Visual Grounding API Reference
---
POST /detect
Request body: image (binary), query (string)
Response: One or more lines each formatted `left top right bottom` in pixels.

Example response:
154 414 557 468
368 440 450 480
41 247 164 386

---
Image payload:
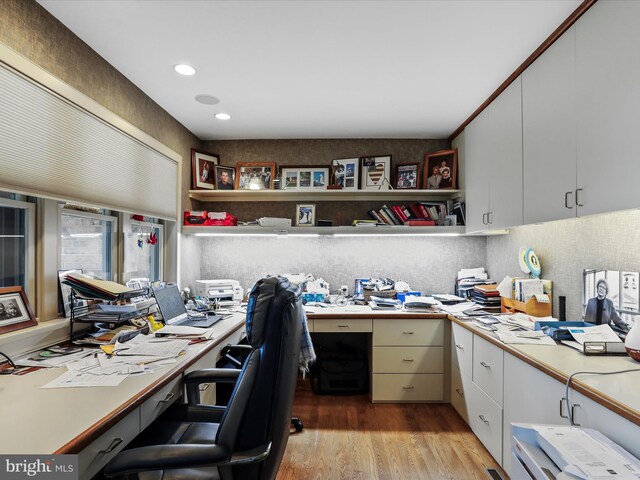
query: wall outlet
340 285 348 295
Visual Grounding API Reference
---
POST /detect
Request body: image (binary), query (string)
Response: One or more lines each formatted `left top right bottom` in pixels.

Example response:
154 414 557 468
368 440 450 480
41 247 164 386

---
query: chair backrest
216 275 303 480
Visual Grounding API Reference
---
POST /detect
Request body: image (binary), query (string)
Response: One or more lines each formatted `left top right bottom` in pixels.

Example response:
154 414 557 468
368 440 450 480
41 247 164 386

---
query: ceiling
38 0 581 141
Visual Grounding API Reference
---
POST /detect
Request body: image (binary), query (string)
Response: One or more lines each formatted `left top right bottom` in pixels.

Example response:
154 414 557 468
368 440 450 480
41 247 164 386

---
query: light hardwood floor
277 381 506 480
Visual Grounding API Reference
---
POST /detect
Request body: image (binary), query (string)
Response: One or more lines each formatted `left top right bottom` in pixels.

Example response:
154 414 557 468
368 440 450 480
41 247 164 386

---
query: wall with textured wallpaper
188 235 487 297
486 209 640 320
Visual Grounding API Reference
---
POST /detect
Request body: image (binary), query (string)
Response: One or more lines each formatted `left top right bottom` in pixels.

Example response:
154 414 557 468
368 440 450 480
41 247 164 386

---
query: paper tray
534 321 591 340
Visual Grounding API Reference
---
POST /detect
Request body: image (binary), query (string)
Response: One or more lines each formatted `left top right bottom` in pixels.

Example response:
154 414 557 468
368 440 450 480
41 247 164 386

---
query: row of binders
363 200 465 226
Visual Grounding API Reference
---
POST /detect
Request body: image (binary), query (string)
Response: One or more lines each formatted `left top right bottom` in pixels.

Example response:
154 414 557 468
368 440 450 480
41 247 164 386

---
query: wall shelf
182 225 468 236
189 189 462 202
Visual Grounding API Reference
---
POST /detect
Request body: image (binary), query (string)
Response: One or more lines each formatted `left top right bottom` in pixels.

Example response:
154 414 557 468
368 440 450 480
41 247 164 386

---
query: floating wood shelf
189 189 463 202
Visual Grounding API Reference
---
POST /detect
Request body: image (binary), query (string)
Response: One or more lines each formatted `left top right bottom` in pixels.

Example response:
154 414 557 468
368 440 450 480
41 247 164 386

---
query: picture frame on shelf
424 149 458 190
236 162 276 190
280 166 329 190
360 155 392 190
331 158 359 190
0 286 37 335
394 163 420 189
215 165 236 190
191 148 219 190
295 204 316 226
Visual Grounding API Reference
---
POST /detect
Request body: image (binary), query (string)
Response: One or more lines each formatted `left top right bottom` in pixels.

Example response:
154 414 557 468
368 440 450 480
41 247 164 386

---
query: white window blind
0 63 178 220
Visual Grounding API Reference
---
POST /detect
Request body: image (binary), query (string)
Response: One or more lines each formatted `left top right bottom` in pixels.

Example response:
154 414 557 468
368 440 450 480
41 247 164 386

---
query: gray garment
585 297 628 331
427 174 441 189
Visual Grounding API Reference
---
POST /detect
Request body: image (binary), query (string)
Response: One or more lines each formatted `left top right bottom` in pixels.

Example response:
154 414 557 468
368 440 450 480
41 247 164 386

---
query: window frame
127 218 165 283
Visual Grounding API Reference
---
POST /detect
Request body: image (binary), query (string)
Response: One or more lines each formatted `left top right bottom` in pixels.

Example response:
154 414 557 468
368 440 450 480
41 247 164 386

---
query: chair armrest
163 403 227 423
104 442 272 478
183 368 241 404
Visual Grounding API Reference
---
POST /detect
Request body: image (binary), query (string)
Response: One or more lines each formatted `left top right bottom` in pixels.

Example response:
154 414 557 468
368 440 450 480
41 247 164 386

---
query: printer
194 279 243 307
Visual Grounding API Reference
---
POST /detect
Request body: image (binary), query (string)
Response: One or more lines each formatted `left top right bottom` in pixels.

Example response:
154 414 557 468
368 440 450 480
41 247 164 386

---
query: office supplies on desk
153 285 222 328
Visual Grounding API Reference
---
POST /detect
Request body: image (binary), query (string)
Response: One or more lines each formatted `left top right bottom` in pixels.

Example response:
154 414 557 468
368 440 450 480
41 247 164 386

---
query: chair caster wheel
291 418 304 432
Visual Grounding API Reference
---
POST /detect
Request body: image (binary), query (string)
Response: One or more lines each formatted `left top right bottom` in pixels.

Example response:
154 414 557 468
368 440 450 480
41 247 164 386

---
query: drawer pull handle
480 361 490 368
402 331 415 335
479 415 489 424
402 358 415 362
455 344 464 350
455 388 464 397
337 324 349 328
402 386 415 390
159 392 175 403
99 438 123 454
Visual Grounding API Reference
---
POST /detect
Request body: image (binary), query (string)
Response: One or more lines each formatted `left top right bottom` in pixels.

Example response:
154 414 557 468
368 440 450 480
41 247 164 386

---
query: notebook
152 285 221 328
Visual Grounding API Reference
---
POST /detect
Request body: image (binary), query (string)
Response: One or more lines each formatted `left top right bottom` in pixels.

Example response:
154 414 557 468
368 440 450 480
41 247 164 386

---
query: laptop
152 285 222 328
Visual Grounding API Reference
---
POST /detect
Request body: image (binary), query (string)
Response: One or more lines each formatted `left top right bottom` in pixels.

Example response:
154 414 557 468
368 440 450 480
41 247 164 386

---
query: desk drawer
451 367 468 423
451 322 473 378
467 379 503 464
140 376 182 430
373 319 443 346
78 408 140 480
372 346 443 374
473 335 504 406
372 373 443 402
314 318 372 333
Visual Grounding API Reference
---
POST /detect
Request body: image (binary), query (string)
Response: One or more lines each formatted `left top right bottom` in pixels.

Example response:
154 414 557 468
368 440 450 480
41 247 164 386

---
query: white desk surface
305 304 444 318
450 316 640 427
0 313 245 455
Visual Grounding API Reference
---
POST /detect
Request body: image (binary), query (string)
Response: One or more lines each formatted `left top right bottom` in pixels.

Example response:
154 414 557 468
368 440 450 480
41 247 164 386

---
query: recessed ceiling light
195 94 220 105
214 113 231 120
173 64 196 76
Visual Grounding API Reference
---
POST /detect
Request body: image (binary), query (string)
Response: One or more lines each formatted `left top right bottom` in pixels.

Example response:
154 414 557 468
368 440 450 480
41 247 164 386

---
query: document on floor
41 370 127 388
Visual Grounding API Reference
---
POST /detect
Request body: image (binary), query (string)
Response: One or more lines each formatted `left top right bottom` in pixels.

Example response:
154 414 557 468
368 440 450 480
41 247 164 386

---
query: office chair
104 275 303 480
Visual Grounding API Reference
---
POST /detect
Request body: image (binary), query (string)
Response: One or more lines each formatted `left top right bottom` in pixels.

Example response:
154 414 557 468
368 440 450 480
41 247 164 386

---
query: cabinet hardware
159 392 175 403
571 404 581 426
402 331 414 335
479 415 489 423
559 398 568 419
455 388 464 397
575 188 584 207
455 344 464 350
564 191 574 209
480 361 490 368
99 438 123 454
487 211 493 224
337 324 349 328
482 213 488 225
402 358 414 362
402 386 415 390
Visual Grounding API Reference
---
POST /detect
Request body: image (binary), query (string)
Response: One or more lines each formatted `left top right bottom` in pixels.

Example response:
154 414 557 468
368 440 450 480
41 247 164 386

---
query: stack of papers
368 296 401 310
561 324 622 351
403 296 440 310
154 325 215 340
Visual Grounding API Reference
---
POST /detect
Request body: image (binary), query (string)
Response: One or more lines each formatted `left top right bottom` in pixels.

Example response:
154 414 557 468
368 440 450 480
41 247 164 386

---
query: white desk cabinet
472 335 504 406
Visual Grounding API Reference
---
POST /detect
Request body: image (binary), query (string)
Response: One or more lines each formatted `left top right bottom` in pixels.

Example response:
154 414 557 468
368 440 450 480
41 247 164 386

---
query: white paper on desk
438 301 478 314
114 338 190 357
568 324 622 345
155 325 215 339
495 330 556 345
496 276 513 299
15 349 94 368
505 312 538 330
404 296 440 306
458 268 486 279
41 370 127 388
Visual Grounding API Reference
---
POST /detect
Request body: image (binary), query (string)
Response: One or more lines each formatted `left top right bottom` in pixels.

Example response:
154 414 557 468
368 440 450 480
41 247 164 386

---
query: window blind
0 63 178 220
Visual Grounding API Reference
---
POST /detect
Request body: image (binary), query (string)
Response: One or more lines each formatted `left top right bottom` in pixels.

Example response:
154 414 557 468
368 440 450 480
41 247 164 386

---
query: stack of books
470 284 502 314
365 201 466 227
455 267 494 299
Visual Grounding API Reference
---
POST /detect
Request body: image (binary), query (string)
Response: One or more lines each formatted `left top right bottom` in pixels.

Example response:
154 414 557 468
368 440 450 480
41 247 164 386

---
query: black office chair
104 275 304 480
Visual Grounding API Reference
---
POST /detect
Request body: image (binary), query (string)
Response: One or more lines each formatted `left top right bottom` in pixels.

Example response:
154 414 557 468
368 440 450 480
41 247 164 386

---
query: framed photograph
394 163 420 189
331 158 360 190
360 155 392 190
215 165 236 190
280 166 329 190
295 204 316 226
424 149 458 190
191 148 219 190
236 162 276 190
0 287 37 335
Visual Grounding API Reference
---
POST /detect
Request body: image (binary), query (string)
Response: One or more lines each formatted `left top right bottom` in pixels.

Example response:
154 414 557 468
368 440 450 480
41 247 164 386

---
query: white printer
194 279 243 307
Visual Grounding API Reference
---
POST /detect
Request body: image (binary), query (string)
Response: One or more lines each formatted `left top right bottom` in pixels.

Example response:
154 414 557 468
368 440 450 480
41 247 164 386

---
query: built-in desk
306 306 449 403
0 313 246 479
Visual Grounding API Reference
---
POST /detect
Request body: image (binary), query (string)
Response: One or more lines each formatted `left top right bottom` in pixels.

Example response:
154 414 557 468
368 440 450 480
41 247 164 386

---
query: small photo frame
394 163 420 189
215 165 236 190
295 204 316 226
191 148 219 190
360 155 392 190
331 158 360 190
280 166 329 190
0 287 37 335
236 162 276 190
424 149 458 190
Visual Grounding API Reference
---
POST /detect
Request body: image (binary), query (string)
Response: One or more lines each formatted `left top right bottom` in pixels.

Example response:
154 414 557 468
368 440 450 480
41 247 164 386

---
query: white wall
486 209 640 320
184 235 487 297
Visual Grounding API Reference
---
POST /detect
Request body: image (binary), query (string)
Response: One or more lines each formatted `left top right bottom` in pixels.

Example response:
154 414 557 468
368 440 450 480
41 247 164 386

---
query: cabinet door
464 109 491 233
489 77 523 230
502 353 570 477
522 27 577 224
576 0 640 216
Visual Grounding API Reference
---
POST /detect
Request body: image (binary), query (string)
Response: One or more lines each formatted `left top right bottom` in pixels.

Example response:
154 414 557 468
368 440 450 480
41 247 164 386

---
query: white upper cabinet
464 77 523 233
522 27 577 223
575 0 640 216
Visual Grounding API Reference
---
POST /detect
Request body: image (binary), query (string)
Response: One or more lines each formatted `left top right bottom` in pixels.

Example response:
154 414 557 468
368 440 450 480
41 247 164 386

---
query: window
124 219 164 284
59 207 117 281
0 197 35 295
